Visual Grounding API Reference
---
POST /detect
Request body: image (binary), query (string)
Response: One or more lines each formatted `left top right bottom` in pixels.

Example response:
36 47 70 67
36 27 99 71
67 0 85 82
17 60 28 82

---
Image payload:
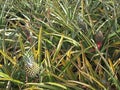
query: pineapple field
0 0 120 90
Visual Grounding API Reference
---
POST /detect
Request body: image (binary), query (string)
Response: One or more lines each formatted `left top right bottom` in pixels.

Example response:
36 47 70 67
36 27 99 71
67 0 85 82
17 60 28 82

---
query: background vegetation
0 0 120 90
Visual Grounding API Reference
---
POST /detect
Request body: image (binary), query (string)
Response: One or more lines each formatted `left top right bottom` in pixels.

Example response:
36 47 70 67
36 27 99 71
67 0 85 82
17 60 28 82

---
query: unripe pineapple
94 31 103 43
94 31 103 50
23 53 40 78
90 31 104 52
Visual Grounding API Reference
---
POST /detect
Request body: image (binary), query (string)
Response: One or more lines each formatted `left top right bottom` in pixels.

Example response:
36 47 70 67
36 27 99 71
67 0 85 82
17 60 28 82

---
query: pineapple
23 52 40 78
94 31 104 50
90 31 104 52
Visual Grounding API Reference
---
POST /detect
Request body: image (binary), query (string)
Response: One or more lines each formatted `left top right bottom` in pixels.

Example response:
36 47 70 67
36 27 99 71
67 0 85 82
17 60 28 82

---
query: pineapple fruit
23 53 40 78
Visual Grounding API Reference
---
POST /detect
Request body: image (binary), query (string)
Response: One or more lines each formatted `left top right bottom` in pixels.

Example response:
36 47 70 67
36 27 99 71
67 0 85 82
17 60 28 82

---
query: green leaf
0 50 16 65
0 72 24 84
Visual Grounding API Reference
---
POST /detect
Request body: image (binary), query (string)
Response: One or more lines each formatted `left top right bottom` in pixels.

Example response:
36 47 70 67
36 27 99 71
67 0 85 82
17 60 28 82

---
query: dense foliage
0 0 120 89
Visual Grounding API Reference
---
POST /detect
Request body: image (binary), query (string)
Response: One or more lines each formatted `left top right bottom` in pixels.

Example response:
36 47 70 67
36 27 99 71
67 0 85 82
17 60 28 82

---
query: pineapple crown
94 31 103 43
22 41 38 64
23 52 34 66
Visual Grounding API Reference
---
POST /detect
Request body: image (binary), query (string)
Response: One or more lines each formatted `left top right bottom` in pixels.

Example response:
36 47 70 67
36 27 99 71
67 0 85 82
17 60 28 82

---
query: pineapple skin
24 61 40 78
